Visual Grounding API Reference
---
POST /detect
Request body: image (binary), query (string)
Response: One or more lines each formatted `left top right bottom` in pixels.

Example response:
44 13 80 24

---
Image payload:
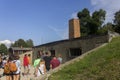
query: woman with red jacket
23 54 29 75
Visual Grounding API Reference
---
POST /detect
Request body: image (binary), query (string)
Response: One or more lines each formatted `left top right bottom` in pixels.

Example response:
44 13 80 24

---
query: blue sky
0 0 120 47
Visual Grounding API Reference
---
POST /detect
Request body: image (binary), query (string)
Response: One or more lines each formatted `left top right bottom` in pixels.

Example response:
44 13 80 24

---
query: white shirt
58 57 62 64
14 60 21 74
37 64 45 77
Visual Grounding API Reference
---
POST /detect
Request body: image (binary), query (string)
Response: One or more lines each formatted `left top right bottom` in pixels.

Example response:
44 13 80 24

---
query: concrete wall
33 34 109 63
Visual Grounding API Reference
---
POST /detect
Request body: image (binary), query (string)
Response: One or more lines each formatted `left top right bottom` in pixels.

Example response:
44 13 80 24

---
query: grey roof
33 34 108 48
10 47 32 51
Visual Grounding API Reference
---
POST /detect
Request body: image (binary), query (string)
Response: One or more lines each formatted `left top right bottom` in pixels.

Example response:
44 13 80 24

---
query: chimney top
69 19 81 39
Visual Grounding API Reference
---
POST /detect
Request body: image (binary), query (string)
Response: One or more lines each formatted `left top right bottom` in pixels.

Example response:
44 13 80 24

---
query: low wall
108 30 120 42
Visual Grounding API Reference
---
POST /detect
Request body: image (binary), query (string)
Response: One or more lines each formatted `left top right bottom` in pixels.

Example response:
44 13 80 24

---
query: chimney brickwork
69 19 80 39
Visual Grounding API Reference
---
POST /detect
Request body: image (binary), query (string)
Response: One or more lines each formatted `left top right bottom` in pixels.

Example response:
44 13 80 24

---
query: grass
48 37 120 80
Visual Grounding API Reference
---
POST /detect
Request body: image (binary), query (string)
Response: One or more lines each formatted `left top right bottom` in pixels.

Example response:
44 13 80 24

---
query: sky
0 0 120 48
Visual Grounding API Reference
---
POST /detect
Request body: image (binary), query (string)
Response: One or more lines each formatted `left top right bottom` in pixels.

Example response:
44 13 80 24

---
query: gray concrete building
32 19 109 63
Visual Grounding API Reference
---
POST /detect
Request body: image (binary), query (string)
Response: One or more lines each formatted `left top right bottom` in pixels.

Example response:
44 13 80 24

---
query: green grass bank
48 37 120 80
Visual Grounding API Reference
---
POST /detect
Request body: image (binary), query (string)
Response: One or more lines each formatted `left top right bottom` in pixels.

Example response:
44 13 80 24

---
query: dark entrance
50 50 55 57
69 48 82 57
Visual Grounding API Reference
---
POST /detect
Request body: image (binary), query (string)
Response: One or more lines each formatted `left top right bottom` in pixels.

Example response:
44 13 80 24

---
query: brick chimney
69 19 80 39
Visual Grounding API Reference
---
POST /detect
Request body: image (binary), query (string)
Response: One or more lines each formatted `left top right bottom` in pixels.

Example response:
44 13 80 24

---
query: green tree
0 44 8 55
77 8 91 36
97 22 114 34
104 23 114 31
77 8 106 35
114 10 120 33
11 39 34 48
26 39 34 47
91 9 106 34
11 39 27 47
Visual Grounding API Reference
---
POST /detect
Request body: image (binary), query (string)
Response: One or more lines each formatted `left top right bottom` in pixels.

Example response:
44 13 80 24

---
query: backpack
4 63 11 74
9 61 17 72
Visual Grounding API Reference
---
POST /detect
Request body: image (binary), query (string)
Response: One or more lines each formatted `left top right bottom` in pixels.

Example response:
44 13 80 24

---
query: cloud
91 0 120 23
0 40 14 48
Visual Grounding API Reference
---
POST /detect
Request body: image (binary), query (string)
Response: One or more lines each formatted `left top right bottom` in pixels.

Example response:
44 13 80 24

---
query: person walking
33 55 41 68
23 54 29 75
2 57 7 68
27 54 31 74
13 55 21 80
3 56 14 80
50 56 60 69
43 52 51 71
57 54 63 64
33 55 41 77
36 59 46 77
0 57 7 80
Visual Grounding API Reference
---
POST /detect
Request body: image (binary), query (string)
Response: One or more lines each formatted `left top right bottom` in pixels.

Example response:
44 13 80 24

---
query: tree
114 10 120 33
77 8 106 36
11 39 27 47
97 22 114 34
92 9 106 27
0 44 8 55
10 39 34 48
26 39 34 47
77 8 91 36
104 23 114 31
91 9 106 34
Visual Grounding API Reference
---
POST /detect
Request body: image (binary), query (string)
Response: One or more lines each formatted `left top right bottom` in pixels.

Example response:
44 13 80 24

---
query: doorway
69 48 82 57
50 50 55 57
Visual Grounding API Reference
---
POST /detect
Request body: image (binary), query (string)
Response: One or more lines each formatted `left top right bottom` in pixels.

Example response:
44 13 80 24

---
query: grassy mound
48 37 120 80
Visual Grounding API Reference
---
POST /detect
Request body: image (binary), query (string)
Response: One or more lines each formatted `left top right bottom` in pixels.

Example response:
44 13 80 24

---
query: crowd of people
33 51 62 77
0 51 63 80
0 54 21 80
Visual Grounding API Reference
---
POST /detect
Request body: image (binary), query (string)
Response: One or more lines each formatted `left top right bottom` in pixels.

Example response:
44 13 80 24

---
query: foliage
92 9 106 34
0 44 8 55
11 39 27 47
77 8 120 35
114 10 120 33
97 22 114 34
11 39 34 48
26 39 34 47
48 37 120 80
92 9 106 27
77 8 106 36
103 23 114 31
77 8 91 36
